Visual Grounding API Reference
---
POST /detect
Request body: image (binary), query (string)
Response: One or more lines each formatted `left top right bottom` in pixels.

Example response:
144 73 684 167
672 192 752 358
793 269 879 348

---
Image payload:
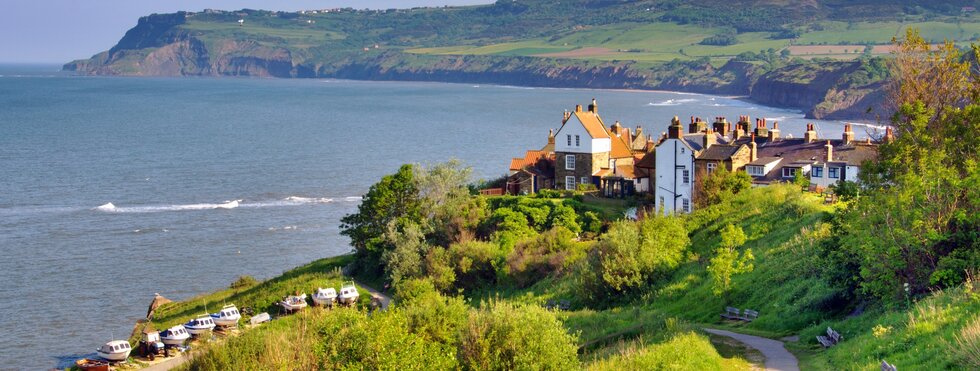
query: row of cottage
507 99 887 214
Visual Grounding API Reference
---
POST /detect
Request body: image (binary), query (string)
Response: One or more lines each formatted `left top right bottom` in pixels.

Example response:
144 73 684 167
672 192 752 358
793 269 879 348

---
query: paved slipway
704 328 800 371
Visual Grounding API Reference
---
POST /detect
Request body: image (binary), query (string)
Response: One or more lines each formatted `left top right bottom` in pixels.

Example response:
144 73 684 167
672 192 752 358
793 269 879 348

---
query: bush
458 301 579 370
506 227 587 287
590 215 689 293
230 275 258 289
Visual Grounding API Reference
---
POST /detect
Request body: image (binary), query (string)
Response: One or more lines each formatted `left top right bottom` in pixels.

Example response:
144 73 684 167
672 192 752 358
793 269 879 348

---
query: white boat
312 287 337 306
160 325 190 346
96 340 131 362
210 304 241 327
280 294 308 312
249 312 271 326
338 281 359 306
184 314 216 335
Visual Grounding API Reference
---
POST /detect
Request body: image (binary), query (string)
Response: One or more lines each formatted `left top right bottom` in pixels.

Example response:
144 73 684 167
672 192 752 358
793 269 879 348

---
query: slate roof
732 137 879 183
698 144 744 161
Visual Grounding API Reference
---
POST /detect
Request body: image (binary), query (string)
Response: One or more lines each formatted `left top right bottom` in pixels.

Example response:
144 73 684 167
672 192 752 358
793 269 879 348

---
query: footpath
703 328 800 371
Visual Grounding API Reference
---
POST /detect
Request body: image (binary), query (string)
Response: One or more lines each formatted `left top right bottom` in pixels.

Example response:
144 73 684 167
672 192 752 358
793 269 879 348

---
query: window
681 147 685 154
682 198 691 212
682 169 690 185
782 167 797 178
829 167 840 179
566 135 572 146
580 177 589 186
565 155 576 170
812 167 823 178
746 166 764 176
706 163 717 174
575 135 580 146
565 176 575 190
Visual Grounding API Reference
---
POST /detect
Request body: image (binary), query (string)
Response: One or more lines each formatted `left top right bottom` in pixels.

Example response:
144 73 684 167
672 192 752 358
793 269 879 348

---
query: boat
184 314 216 335
338 281 359 306
210 304 241 327
96 340 132 362
76 358 109 370
160 325 191 346
249 312 271 326
280 294 308 312
312 287 337 307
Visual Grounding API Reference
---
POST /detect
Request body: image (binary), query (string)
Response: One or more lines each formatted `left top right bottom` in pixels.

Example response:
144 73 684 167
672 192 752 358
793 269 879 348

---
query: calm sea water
0 64 863 369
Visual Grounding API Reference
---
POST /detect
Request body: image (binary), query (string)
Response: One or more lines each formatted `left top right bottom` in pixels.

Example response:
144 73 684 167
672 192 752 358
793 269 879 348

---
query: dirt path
703 329 799 371
354 280 392 310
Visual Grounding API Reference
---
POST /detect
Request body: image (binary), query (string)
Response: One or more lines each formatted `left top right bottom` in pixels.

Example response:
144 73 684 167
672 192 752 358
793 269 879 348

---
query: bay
0 64 861 369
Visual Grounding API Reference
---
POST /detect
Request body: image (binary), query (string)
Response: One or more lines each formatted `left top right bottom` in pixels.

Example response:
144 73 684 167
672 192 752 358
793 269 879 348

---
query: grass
142 255 367 339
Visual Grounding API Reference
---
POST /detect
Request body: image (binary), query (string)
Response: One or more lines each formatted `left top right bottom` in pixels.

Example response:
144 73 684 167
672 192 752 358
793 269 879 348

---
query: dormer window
747 166 764 176
782 167 798 178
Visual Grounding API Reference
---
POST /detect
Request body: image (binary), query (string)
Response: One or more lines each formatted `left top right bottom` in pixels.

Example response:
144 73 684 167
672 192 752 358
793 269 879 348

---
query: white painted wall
654 138 695 214
555 115 609 154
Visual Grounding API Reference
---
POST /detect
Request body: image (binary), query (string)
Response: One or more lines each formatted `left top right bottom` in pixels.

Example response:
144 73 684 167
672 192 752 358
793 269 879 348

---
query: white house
655 117 697 214
553 100 612 190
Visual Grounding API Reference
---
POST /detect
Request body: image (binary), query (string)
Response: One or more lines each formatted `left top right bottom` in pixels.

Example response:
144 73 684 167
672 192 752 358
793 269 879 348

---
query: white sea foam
647 98 698 106
94 196 358 214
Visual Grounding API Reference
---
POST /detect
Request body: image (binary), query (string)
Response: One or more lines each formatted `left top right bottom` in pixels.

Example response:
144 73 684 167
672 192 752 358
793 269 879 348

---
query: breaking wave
647 98 698 106
93 196 362 214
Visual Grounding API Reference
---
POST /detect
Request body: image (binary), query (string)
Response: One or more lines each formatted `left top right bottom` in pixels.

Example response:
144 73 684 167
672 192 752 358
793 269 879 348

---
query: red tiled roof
571 111 610 139
509 150 547 171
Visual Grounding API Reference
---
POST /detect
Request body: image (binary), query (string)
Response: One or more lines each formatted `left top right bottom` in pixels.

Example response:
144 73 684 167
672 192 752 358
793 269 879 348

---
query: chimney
804 123 817 143
735 115 750 137
768 121 780 141
548 129 555 145
703 129 716 149
884 127 895 143
713 117 730 136
611 121 622 136
842 123 854 144
825 140 833 162
754 118 769 138
689 117 707 133
634 126 643 141
575 104 583 113
646 138 655 152
668 116 683 139
588 98 597 114
749 133 758 162
563 110 571 122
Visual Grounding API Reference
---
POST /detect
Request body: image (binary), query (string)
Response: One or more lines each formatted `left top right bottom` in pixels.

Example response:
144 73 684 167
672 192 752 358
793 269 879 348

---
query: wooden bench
720 306 741 320
817 326 843 348
880 360 897 371
740 309 759 322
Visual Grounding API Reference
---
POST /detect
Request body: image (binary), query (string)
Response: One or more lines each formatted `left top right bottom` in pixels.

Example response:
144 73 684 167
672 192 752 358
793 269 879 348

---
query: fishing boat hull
184 325 213 335
312 288 337 306
76 358 110 370
96 350 130 362
96 340 131 362
312 295 335 306
211 305 242 327
281 295 308 312
160 325 191 346
338 294 359 305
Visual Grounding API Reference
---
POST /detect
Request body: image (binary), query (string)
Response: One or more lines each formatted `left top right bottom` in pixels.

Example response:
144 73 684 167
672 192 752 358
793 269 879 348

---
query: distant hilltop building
505 100 885 213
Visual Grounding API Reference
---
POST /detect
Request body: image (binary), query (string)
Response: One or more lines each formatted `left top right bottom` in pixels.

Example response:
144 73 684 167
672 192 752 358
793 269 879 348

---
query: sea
0 64 870 369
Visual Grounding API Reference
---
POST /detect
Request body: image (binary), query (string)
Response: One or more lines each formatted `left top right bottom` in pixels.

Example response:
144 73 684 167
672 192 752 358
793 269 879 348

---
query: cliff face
64 14 888 121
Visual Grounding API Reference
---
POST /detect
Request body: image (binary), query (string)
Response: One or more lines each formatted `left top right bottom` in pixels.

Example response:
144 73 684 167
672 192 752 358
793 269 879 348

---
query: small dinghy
96 340 132 362
160 325 191 346
249 312 271 326
312 287 337 307
210 304 241 327
76 358 110 370
184 314 216 335
338 281 360 306
280 294 308 312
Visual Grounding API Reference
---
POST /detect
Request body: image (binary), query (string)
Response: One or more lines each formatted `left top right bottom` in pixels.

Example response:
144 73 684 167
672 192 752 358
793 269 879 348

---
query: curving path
354 280 392 310
704 328 799 371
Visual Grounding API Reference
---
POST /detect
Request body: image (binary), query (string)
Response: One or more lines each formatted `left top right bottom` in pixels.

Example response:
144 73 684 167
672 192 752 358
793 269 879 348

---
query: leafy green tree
696 165 752 208
548 202 582 235
341 164 421 271
708 224 755 295
381 221 429 285
592 215 689 292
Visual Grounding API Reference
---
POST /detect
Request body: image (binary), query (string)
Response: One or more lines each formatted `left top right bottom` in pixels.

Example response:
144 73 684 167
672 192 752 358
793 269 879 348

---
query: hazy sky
0 1 494 63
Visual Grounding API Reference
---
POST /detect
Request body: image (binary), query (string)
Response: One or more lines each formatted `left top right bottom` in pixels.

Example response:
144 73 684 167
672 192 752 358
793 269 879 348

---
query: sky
0 1 494 63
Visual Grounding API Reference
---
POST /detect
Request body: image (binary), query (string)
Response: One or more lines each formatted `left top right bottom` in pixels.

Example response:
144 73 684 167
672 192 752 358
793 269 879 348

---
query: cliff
64 11 891 121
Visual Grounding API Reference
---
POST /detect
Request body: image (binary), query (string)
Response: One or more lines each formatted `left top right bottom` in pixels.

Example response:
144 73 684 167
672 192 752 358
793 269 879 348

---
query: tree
696 165 752 208
380 221 429 284
341 164 421 271
888 27 979 123
708 224 754 295
592 216 689 292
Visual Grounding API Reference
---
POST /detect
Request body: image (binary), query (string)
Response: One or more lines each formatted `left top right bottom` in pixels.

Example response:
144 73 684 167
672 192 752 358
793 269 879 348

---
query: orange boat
75 358 109 371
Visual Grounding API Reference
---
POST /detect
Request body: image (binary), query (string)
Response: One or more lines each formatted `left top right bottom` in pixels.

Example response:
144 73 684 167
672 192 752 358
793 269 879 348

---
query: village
502 99 888 213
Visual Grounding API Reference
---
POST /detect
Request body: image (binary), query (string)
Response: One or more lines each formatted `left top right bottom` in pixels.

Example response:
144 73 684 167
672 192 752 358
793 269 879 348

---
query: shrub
458 301 579 370
448 240 506 292
230 275 258 289
590 215 689 293
505 227 586 287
